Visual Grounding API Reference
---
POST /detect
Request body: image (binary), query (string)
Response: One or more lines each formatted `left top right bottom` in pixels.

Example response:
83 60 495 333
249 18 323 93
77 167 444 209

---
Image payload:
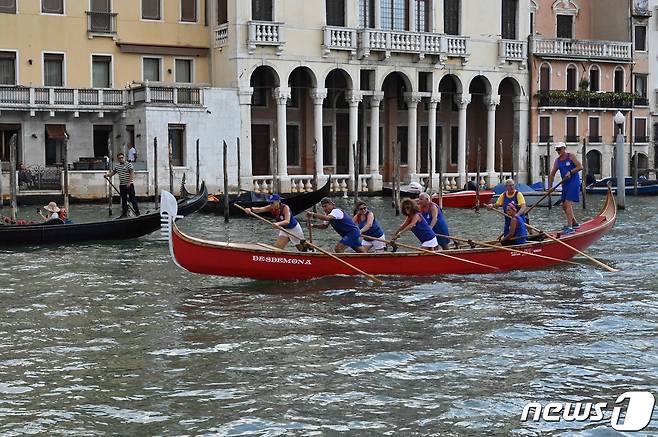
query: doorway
93 125 113 158
251 124 271 175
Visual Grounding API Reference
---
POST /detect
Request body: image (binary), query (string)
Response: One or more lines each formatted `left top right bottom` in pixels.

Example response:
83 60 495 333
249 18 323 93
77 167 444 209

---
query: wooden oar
524 178 565 215
363 236 499 271
488 207 618 272
307 214 314 244
436 233 584 268
104 175 137 216
234 203 384 284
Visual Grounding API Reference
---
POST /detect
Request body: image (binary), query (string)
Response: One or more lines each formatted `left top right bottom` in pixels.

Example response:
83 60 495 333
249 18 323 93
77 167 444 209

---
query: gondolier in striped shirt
106 152 140 218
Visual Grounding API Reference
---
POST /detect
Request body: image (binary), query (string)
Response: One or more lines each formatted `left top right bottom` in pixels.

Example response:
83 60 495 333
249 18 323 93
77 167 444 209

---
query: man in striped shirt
106 152 140 218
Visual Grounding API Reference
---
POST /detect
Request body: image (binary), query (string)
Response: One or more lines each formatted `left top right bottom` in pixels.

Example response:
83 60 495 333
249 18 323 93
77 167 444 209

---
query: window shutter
0 0 16 13
0 52 16 85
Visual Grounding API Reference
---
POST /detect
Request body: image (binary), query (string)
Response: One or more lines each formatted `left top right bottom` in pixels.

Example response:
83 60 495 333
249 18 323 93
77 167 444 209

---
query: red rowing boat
160 189 616 281
433 190 495 208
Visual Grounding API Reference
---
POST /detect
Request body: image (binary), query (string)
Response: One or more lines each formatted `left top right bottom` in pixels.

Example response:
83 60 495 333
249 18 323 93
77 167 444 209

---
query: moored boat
383 185 494 208
159 187 616 281
586 177 658 195
200 178 331 216
492 182 561 208
0 183 207 246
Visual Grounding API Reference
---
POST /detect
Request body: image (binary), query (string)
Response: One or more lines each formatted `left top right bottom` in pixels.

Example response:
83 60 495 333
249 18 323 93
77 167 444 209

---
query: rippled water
1 195 657 435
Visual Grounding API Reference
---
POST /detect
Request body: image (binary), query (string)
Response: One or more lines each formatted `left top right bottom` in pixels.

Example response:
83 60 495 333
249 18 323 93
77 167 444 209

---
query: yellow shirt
495 191 526 207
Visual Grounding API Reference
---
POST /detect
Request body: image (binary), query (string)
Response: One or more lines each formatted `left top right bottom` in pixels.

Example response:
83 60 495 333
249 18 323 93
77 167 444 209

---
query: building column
369 92 384 191
602 145 613 178
457 94 471 187
428 94 440 188
406 93 422 181
486 95 500 187
346 91 362 190
514 95 530 184
274 87 291 191
310 88 328 186
238 87 254 189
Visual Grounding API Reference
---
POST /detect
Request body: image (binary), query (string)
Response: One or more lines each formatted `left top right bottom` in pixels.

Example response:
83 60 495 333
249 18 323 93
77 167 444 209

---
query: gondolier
549 143 583 234
353 201 386 252
308 197 367 253
418 193 450 250
106 152 140 218
245 194 306 251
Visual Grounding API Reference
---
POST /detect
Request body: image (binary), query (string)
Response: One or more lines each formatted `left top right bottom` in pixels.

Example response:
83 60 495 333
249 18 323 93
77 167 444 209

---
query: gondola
159 187 616 281
586 177 658 195
383 186 494 208
0 183 207 246
200 178 332 216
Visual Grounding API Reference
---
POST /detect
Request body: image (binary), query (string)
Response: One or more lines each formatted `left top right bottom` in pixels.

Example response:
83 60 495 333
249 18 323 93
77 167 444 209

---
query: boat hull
0 183 207 246
166 189 616 281
432 190 495 208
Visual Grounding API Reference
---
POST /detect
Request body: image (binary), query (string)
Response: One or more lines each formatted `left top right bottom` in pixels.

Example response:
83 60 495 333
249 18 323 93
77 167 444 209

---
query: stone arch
247 64 281 88
285 66 318 89
539 62 551 91
377 68 414 93
321 67 355 91
467 75 492 97
586 149 602 178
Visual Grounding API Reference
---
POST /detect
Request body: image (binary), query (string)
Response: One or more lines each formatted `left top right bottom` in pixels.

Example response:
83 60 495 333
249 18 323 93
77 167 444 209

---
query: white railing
358 175 371 192
290 175 315 193
214 23 229 48
252 176 274 193
358 29 468 60
248 21 285 55
0 84 203 111
531 37 632 61
323 26 357 57
499 39 527 64
330 174 350 193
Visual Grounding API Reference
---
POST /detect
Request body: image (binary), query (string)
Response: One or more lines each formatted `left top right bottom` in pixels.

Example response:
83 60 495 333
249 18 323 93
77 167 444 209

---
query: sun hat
267 193 281 203
408 181 423 193
554 142 566 150
320 197 334 206
44 202 60 213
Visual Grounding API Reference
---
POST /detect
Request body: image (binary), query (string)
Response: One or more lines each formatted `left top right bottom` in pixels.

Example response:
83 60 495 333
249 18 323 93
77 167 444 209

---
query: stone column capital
238 87 254 105
404 92 423 106
429 94 441 105
370 91 385 105
485 94 501 108
458 94 471 109
310 87 328 103
345 90 362 106
273 87 291 104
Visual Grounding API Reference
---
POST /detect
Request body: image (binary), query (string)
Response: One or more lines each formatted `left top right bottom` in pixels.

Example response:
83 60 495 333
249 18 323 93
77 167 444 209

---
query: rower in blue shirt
392 198 439 250
500 203 528 246
308 197 366 253
246 194 306 251
549 143 583 235
418 192 450 249
353 201 386 252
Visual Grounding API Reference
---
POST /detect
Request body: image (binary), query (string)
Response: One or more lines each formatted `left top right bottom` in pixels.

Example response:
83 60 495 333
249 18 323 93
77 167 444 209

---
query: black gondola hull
0 183 207 246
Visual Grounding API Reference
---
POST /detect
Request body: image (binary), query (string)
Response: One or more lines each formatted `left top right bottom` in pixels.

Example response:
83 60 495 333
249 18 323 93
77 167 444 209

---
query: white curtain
0 56 15 85
143 58 160 82
44 55 63 87
175 59 191 83
92 57 111 88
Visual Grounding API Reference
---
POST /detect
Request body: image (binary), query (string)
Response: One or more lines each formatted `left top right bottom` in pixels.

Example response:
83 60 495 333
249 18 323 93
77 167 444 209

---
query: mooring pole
168 138 174 194
63 133 70 212
498 139 503 184
428 138 434 193
154 137 159 209
475 141 481 212
546 139 552 210
9 133 17 220
236 137 242 193
223 140 230 223
195 138 200 193
438 140 443 209
581 138 587 210
353 142 360 207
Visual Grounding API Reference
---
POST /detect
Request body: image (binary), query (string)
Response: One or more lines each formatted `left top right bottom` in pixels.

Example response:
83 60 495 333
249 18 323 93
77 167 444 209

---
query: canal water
1 194 656 435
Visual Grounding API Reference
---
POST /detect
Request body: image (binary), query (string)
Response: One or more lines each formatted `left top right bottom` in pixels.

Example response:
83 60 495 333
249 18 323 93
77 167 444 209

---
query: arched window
566 65 577 91
586 150 602 177
589 65 600 92
614 67 624 93
539 63 551 91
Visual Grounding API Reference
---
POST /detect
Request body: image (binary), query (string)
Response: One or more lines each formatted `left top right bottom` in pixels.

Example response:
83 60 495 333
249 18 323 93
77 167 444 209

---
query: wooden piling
581 138 587 209
168 137 174 195
353 142 360 207
546 140 552 210
438 140 443 209
9 133 17 220
236 137 242 193
63 133 69 212
223 140 229 223
154 137 159 209
195 138 200 192
498 139 503 184
475 141 481 212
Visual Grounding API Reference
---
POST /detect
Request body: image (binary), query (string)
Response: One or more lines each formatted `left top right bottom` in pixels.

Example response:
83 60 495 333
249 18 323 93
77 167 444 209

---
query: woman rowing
391 198 438 251
353 201 386 252
418 193 450 250
245 194 306 251
500 203 528 246
549 143 583 235
308 197 367 253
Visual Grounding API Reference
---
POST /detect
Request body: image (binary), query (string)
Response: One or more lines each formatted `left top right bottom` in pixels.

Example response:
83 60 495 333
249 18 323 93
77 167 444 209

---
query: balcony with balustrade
247 21 285 55
499 39 527 67
354 28 469 62
531 37 632 62
0 83 204 114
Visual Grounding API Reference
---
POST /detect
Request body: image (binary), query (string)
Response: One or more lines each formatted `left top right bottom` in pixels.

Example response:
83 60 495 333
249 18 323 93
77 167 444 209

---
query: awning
46 125 68 140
